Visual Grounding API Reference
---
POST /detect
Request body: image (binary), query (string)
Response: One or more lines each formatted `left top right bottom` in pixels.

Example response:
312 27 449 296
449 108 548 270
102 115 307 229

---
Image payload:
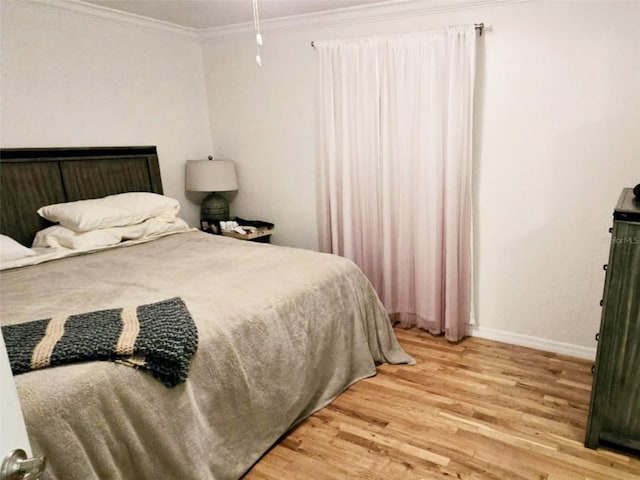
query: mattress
0 231 414 479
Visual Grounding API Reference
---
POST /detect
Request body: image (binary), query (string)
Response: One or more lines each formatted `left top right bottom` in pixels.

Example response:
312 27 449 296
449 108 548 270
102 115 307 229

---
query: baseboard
467 326 596 360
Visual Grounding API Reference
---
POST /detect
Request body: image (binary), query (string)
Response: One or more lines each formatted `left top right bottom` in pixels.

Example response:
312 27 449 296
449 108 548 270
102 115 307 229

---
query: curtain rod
310 23 484 48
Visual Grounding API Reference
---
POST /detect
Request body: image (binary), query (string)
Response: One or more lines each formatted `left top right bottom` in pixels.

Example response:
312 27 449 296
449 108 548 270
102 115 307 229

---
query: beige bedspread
0 231 414 480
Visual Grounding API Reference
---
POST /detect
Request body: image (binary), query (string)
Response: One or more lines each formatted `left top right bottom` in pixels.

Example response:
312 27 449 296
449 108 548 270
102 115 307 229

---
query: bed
0 146 414 479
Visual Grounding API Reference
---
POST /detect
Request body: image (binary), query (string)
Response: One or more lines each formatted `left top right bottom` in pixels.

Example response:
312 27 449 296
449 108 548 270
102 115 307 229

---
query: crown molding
10 0 198 39
11 0 530 42
198 0 529 41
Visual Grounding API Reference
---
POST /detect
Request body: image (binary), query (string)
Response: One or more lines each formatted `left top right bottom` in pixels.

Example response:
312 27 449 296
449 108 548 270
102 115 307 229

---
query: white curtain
316 27 476 342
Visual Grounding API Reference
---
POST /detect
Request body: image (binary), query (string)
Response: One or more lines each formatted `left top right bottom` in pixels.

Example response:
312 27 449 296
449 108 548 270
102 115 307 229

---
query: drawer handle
595 333 600 341
599 299 604 307
603 264 608 271
591 364 595 374
609 227 613 234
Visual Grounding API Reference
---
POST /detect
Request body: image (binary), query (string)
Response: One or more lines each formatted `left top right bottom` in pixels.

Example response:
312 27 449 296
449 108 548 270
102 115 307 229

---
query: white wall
201 0 640 356
0 0 213 227
1 0 637 356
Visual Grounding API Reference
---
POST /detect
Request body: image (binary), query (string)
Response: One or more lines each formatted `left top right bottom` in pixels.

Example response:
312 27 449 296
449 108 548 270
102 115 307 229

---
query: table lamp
185 158 238 224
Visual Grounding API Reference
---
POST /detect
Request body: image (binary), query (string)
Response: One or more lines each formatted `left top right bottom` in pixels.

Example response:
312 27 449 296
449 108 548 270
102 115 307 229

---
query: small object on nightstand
222 227 273 243
219 218 274 243
200 219 220 235
233 217 274 230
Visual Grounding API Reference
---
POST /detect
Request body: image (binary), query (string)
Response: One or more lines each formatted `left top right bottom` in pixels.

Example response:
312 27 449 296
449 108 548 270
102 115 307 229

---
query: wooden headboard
0 146 163 246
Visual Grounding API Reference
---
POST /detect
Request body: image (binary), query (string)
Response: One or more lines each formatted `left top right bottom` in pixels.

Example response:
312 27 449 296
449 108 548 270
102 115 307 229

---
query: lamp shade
185 160 238 192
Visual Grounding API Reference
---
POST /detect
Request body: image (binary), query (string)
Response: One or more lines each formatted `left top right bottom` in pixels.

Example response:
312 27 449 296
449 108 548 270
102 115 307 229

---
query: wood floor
245 327 640 480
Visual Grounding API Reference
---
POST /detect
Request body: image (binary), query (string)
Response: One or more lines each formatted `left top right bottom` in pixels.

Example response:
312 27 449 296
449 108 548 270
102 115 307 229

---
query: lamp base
201 192 229 223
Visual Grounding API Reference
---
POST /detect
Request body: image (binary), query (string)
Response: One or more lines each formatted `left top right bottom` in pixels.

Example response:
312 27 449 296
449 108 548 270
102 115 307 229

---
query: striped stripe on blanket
2 297 198 387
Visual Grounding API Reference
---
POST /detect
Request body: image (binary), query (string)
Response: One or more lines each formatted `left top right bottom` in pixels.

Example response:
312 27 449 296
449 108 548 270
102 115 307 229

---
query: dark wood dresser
585 188 640 453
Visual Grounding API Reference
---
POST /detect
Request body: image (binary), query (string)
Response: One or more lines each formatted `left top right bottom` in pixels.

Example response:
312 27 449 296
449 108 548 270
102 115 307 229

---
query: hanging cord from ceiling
252 0 263 66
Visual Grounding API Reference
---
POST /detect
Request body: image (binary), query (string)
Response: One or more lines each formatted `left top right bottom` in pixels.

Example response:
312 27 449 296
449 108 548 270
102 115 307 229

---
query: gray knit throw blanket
2 297 198 388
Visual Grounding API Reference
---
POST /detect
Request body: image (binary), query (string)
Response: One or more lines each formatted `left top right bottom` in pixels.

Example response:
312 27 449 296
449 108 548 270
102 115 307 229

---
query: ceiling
82 0 397 30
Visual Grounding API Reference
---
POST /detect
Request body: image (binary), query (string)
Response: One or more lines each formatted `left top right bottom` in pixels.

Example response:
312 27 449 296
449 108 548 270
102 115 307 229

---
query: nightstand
222 228 273 243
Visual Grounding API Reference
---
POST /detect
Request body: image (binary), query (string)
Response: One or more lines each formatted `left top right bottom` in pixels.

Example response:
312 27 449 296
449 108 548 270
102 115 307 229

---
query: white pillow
33 217 191 251
33 225 122 250
37 192 180 232
0 234 37 262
